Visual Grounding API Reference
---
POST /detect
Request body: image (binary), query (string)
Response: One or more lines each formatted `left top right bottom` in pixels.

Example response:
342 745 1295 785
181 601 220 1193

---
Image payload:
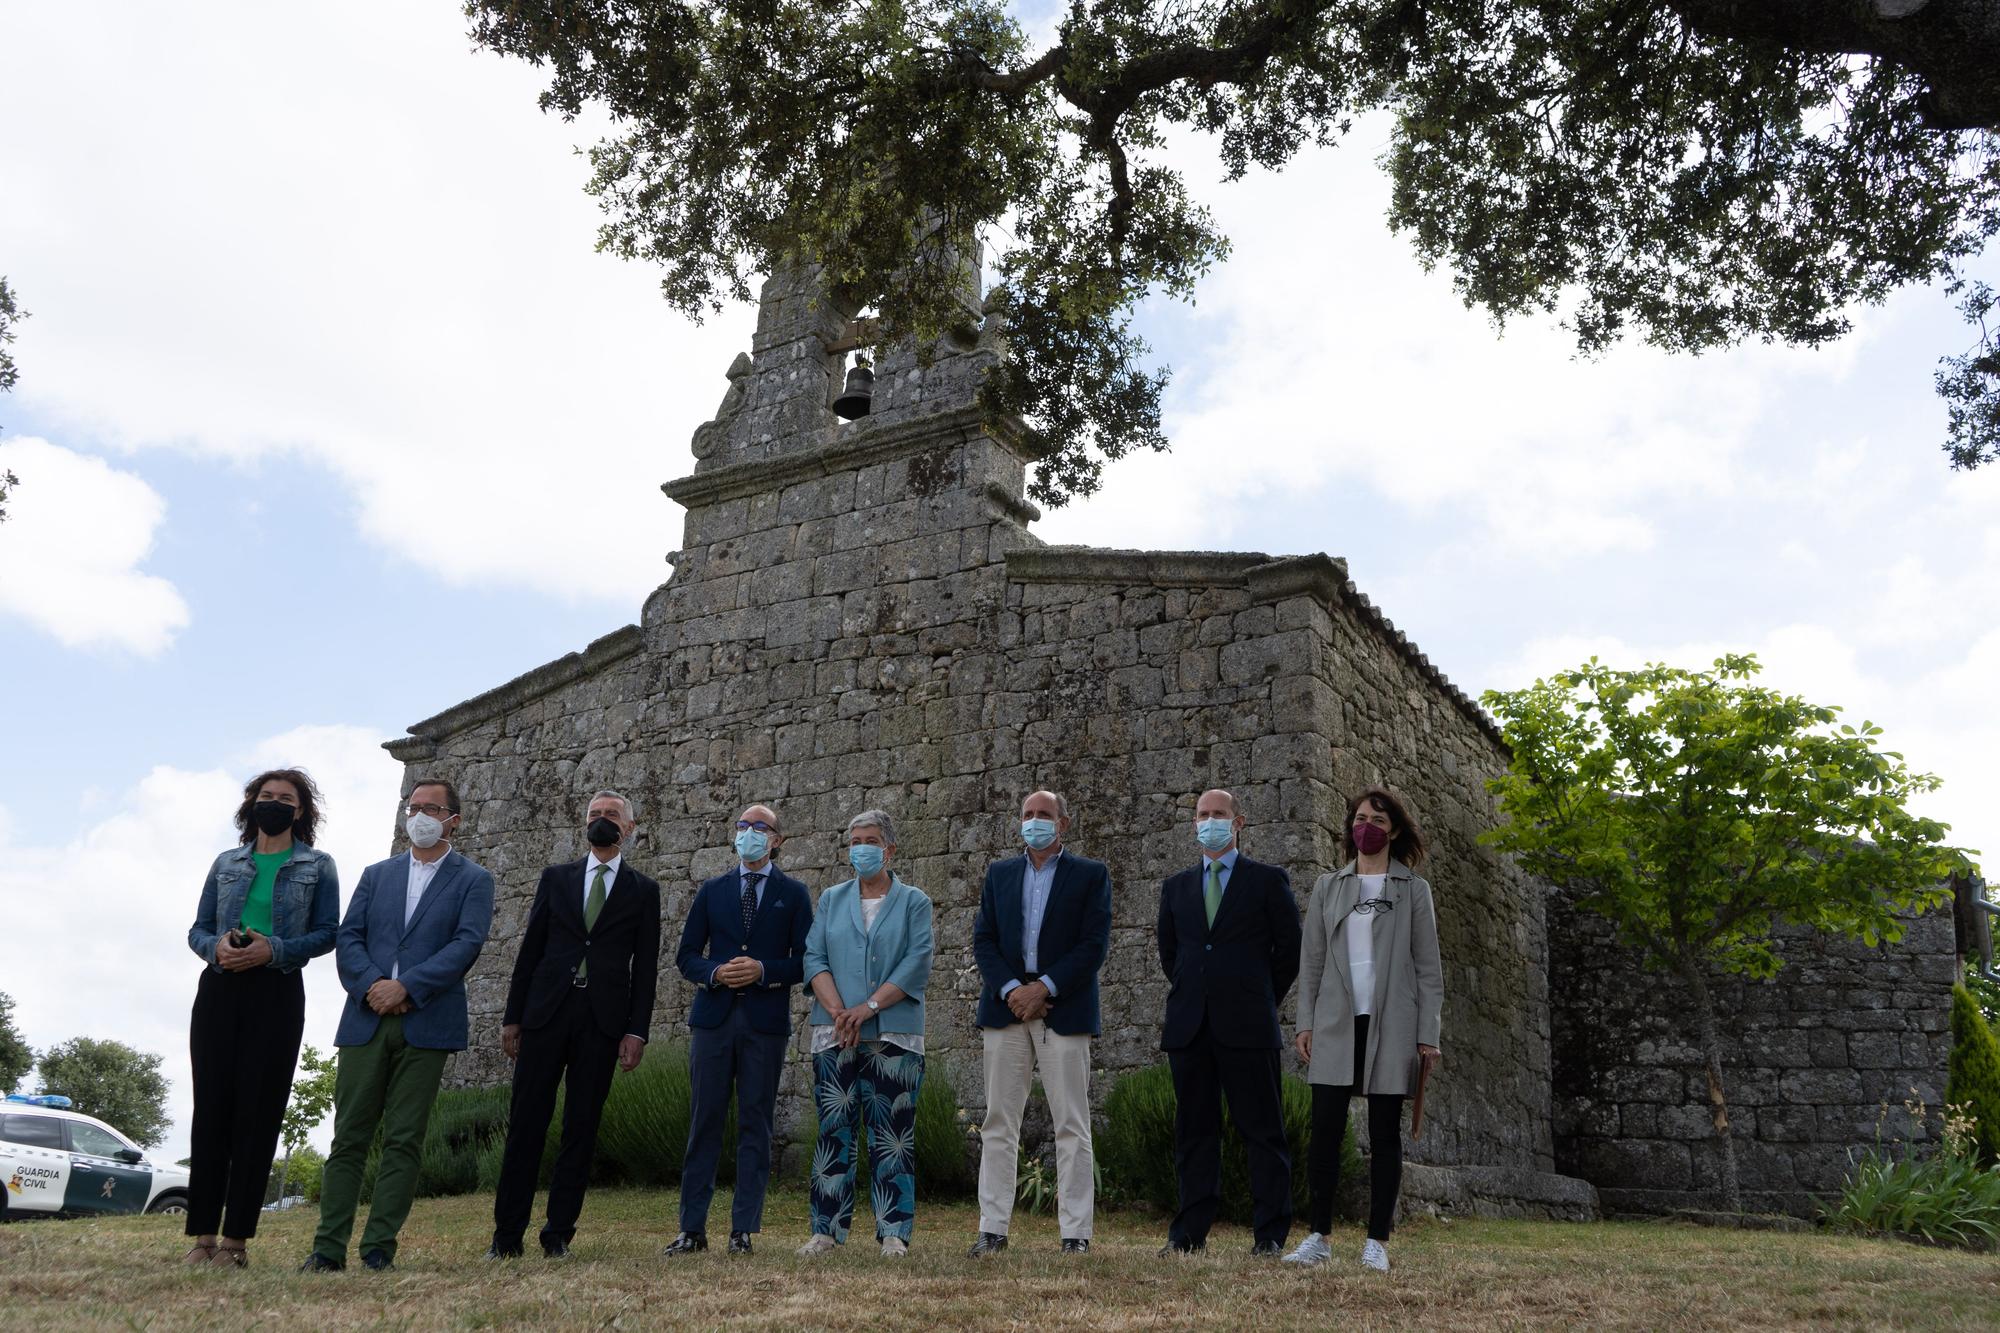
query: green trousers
313 1014 449 1263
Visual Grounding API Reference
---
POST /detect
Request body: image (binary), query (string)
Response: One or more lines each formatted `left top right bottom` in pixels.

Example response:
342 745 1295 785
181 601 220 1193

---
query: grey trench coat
1295 858 1444 1095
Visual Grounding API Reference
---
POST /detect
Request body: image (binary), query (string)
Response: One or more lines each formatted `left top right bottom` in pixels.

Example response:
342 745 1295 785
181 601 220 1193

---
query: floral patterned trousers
809 1040 925 1243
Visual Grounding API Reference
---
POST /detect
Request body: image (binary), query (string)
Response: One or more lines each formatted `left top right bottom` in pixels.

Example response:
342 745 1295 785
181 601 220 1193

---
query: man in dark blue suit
968 790 1113 1257
662 803 813 1257
1157 788 1302 1257
306 778 494 1272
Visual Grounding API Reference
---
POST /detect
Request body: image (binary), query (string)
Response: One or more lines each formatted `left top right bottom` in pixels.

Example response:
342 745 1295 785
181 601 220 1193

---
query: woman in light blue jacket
796 809 934 1258
182 767 339 1268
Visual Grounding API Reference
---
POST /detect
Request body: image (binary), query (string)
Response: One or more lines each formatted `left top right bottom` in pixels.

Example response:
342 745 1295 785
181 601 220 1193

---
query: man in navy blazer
489 790 662 1259
306 778 495 1273
968 790 1113 1257
1157 788 1303 1257
662 803 813 1257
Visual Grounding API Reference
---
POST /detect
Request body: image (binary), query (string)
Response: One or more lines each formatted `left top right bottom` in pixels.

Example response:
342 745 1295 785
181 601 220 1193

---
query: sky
2 2 1995 1162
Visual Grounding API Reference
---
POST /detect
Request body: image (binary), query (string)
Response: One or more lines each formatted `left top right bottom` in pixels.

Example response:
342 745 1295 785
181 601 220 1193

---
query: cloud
0 437 189 654
0 724 404 1159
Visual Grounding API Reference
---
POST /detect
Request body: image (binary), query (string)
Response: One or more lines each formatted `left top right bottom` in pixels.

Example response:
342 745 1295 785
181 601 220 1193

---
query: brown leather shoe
210 1243 248 1268
182 1242 217 1266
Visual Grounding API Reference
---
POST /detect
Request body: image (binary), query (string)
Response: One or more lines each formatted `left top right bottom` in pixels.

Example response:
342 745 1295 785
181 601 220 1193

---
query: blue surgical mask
1195 818 1235 853
1021 817 1058 850
734 828 771 862
848 843 886 878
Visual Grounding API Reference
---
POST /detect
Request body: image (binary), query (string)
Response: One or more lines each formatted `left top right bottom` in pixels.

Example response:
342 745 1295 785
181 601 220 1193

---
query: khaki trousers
978 1020 1094 1240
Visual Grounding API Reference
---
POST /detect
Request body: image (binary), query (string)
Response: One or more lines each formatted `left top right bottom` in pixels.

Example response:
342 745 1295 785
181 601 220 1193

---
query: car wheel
146 1191 189 1216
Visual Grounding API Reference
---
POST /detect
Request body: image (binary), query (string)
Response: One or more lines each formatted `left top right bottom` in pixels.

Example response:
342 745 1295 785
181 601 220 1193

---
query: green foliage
802 1055 973 1199
35 1037 169 1147
0 274 20 523
266 1144 325 1204
1827 1096 2000 1251
277 1045 337 1199
467 1 2000 493
416 1084 512 1199
592 1040 736 1188
1947 985 2000 1168
1963 962 2000 1028
1483 655 1961 982
1095 1062 1356 1224
0 992 31 1094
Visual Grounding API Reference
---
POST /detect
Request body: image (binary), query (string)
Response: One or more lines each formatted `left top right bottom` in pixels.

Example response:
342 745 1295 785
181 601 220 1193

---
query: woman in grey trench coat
1282 786 1443 1272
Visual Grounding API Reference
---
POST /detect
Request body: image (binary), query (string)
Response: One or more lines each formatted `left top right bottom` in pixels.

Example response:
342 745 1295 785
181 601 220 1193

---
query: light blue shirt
1000 849 1063 998
1202 846 1239 900
738 863 770 909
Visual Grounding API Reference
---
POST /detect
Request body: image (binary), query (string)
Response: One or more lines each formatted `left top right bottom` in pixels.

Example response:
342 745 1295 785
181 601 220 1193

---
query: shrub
1096 1063 1359 1224
1827 1096 2000 1252
801 1053 973 1199
416 1084 511 1198
592 1040 735 1187
1946 984 2000 1168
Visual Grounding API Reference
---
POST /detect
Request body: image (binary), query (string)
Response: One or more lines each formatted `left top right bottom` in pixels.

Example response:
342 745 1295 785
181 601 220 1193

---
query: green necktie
1204 860 1223 928
580 863 608 980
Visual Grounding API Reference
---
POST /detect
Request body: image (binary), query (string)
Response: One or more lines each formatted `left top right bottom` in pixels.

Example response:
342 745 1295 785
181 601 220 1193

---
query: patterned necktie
1204 860 1223 928
741 873 762 937
580 863 608 980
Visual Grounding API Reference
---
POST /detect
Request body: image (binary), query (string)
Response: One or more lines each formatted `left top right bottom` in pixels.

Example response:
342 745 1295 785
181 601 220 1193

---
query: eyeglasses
735 820 776 833
406 803 453 818
1350 899 1395 916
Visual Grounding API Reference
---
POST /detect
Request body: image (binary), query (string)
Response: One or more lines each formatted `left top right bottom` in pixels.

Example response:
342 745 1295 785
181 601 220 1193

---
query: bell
832 363 874 420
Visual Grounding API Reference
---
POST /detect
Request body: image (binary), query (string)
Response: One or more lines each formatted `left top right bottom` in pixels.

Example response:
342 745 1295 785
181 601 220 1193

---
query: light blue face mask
1195 818 1235 853
1021 817 1058 850
734 828 771 862
848 843 886 878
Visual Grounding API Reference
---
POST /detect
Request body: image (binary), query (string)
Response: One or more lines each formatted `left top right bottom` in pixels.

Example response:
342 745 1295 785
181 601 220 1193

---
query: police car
0 1095 189 1221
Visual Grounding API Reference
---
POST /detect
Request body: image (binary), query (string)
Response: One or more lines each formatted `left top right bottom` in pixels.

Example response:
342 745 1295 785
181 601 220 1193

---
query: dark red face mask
1352 822 1390 856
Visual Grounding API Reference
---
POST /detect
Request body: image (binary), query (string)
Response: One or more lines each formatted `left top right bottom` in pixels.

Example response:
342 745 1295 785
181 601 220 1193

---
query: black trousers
1308 1012 1406 1241
1166 1022 1292 1249
186 966 306 1239
492 988 620 1250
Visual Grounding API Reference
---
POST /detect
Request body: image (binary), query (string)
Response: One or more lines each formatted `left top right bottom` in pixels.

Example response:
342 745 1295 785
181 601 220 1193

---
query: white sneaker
1360 1238 1390 1272
879 1236 908 1258
796 1234 837 1257
1281 1233 1332 1266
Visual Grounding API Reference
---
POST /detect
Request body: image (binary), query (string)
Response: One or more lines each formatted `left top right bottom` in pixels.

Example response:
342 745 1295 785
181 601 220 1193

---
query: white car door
1 1112 72 1214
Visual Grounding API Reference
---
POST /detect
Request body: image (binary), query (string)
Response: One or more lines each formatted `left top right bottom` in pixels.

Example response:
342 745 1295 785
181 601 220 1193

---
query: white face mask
406 812 446 849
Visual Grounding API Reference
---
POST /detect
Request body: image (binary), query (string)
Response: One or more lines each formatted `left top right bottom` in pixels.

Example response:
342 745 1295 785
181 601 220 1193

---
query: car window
67 1121 129 1158
0 1113 65 1149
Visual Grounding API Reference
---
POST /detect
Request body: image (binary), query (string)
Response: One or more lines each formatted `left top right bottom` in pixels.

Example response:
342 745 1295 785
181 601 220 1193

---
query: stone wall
1549 890 1958 1216
385 264 1577 1210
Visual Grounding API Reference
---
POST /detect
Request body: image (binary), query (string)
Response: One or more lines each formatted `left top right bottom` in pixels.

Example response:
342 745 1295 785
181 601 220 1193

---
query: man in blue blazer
304 778 494 1272
1157 788 1302 1257
968 790 1113 1257
662 803 813 1257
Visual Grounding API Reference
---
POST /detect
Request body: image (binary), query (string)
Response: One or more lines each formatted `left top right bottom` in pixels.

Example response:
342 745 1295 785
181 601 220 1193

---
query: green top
241 850 289 937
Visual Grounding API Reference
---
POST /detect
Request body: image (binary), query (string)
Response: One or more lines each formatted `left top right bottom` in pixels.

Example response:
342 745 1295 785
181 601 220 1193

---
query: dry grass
3 1187 1997 1331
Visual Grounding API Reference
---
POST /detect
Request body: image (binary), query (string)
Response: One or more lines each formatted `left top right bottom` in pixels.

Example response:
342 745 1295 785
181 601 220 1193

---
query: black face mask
252 801 297 836
586 816 622 848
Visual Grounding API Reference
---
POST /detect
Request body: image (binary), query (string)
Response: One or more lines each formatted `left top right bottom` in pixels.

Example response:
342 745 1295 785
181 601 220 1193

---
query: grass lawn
3 1187 1996 1330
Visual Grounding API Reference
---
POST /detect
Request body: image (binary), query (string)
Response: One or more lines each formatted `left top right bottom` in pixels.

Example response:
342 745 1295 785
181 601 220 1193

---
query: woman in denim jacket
796 809 934 1258
182 767 339 1267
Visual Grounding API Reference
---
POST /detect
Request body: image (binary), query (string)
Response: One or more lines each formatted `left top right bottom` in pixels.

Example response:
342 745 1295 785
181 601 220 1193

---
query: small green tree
1484 654 1962 1213
0 993 32 1094
1946 984 2000 1168
277 1045 338 1201
0 275 21 522
35 1038 170 1146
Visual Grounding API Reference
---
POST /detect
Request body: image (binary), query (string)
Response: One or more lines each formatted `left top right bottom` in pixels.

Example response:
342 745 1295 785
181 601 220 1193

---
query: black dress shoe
662 1231 708 1256
485 1243 523 1261
728 1232 753 1255
298 1252 344 1273
967 1232 1009 1258
542 1239 572 1260
1250 1240 1285 1257
360 1249 394 1272
1158 1240 1205 1257
1061 1238 1090 1255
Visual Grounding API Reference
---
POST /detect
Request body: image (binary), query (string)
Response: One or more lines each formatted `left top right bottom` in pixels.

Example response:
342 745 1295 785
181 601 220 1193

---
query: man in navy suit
489 789 662 1259
1157 788 1302 1257
662 803 813 1257
305 778 495 1273
968 790 1113 1257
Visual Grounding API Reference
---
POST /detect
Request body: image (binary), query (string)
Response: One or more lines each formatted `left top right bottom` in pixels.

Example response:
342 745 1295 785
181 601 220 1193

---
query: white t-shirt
1347 873 1388 1017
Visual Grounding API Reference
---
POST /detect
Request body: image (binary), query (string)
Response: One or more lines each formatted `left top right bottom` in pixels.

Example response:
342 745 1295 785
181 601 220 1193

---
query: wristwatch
866 999 881 1013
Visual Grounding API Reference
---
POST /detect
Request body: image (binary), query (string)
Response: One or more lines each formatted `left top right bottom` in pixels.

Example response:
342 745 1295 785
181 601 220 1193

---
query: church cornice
384 623 646 759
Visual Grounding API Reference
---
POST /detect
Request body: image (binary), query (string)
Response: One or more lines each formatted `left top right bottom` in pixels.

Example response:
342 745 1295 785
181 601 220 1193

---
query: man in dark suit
968 790 1113 1257
661 802 812 1257
305 778 494 1273
1157 787 1302 1256
488 789 661 1259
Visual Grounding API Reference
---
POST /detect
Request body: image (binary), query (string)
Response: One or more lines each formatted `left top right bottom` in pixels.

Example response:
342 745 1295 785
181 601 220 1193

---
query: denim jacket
187 842 340 973
803 875 934 1040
